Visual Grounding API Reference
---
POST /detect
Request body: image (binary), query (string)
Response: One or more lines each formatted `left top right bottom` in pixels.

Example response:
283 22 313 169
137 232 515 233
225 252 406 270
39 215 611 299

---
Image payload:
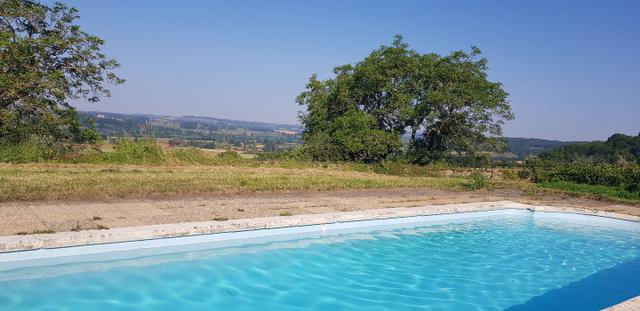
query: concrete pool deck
1 201 638 310
2 188 639 236
1 200 638 253
603 295 640 311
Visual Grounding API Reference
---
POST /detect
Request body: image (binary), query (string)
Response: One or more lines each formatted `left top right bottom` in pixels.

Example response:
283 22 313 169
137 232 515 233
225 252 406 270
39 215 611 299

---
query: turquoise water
1 212 639 310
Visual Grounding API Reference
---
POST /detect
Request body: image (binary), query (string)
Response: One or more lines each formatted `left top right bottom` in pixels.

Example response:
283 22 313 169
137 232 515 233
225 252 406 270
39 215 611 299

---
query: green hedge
527 163 640 193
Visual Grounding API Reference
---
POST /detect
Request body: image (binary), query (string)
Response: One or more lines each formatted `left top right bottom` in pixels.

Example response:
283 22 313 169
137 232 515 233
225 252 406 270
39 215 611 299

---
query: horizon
87 110 622 143
56 0 639 141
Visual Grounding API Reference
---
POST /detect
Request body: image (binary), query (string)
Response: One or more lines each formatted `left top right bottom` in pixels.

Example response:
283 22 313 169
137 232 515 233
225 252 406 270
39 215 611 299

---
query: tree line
538 133 640 165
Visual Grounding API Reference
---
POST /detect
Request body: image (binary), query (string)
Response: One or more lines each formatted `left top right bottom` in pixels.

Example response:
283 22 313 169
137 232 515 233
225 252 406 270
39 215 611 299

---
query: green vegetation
84 111 301 153
92 139 165 164
298 35 513 163
505 137 582 159
539 133 640 164
523 154 640 202
539 182 640 203
82 111 577 162
465 172 491 190
0 139 636 204
525 160 639 193
0 162 469 202
0 137 61 162
1 0 123 151
0 2 636 207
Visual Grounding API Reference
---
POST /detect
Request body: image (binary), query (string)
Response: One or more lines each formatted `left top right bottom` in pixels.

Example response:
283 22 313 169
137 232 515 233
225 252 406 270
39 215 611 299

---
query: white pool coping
603 295 640 311
1 201 638 310
0 201 638 259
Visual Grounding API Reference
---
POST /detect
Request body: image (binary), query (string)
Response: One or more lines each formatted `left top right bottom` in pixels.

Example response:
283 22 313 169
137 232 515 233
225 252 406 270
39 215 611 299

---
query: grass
0 162 469 202
1 140 638 204
0 161 637 204
539 181 640 203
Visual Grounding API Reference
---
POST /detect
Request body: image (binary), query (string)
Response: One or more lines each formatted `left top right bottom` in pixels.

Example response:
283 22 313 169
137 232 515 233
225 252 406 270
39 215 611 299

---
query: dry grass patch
0 163 469 202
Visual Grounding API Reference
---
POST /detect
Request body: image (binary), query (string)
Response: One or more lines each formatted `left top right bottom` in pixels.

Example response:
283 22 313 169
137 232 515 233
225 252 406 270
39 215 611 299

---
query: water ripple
0 214 639 310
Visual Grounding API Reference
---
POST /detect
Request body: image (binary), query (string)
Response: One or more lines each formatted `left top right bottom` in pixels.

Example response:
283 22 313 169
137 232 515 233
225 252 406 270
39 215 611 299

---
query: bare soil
1 188 638 236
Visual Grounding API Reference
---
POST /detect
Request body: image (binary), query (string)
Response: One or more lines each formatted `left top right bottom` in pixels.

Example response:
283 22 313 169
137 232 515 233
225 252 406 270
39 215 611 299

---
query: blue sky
60 0 639 141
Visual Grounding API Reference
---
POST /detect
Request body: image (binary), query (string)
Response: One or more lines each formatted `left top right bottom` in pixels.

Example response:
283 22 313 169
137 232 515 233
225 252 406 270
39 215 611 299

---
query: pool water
0 211 639 310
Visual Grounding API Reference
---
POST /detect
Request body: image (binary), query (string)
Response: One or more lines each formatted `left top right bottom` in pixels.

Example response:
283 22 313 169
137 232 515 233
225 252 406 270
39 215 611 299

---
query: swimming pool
0 209 638 310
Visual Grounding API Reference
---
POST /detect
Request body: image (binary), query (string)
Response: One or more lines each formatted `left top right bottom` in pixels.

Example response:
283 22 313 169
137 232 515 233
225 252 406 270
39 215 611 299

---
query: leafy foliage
505 137 583 159
217 150 243 162
538 133 640 165
0 0 123 148
297 35 513 163
465 171 490 190
95 139 165 164
525 157 640 193
539 181 640 202
0 136 60 162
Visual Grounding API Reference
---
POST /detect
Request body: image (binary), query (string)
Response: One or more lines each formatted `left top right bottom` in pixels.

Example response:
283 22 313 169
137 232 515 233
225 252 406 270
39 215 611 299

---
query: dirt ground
1 188 638 236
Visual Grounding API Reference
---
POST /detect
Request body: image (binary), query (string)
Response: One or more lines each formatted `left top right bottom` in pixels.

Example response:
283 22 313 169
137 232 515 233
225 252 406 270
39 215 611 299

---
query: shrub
525 161 640 193
0 137 62 163
499 169 521 180
465 172 490 190
301 111 401 163
97 138 165 164
255 148 311 162
216 150 246 164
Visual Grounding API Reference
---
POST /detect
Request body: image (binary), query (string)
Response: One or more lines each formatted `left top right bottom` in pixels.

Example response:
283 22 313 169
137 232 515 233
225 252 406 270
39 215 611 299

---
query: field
0 159 636 207
1 138 638 205
1 143 639 236
0 162 470 201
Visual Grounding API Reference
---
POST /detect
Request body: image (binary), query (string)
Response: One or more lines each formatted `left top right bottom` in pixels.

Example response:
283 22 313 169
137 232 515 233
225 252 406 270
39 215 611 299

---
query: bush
96 139 165 164
465 172 490 190
540 181 640 202
301 111 401 163
499 169 521 180
217 150 244 163
0 137 62 163
255 148 311 162
525 159 640 193
406 147 490 167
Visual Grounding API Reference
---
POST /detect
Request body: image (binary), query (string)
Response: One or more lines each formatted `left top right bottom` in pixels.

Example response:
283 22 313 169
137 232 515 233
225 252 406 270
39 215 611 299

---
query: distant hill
538 133 640 164
82 111 586 158
505 137 584 159
81 111 301 151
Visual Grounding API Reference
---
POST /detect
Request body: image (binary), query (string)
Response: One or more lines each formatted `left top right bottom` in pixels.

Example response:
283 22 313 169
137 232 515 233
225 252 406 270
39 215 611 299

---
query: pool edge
603 295 640 311
0 200 638 254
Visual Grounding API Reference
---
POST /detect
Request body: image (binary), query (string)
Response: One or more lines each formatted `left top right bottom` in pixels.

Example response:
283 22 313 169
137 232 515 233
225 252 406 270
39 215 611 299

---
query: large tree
297 35 513 163
0 0 123 146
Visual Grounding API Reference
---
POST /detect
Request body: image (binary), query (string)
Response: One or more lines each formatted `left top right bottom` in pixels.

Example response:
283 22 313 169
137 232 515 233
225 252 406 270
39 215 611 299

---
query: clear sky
59 0 639 141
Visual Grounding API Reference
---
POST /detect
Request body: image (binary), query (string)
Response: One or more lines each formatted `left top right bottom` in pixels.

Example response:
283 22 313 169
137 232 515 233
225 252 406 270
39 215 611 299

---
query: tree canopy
539 133 640 165
0 0 123 146
297 35 513 163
